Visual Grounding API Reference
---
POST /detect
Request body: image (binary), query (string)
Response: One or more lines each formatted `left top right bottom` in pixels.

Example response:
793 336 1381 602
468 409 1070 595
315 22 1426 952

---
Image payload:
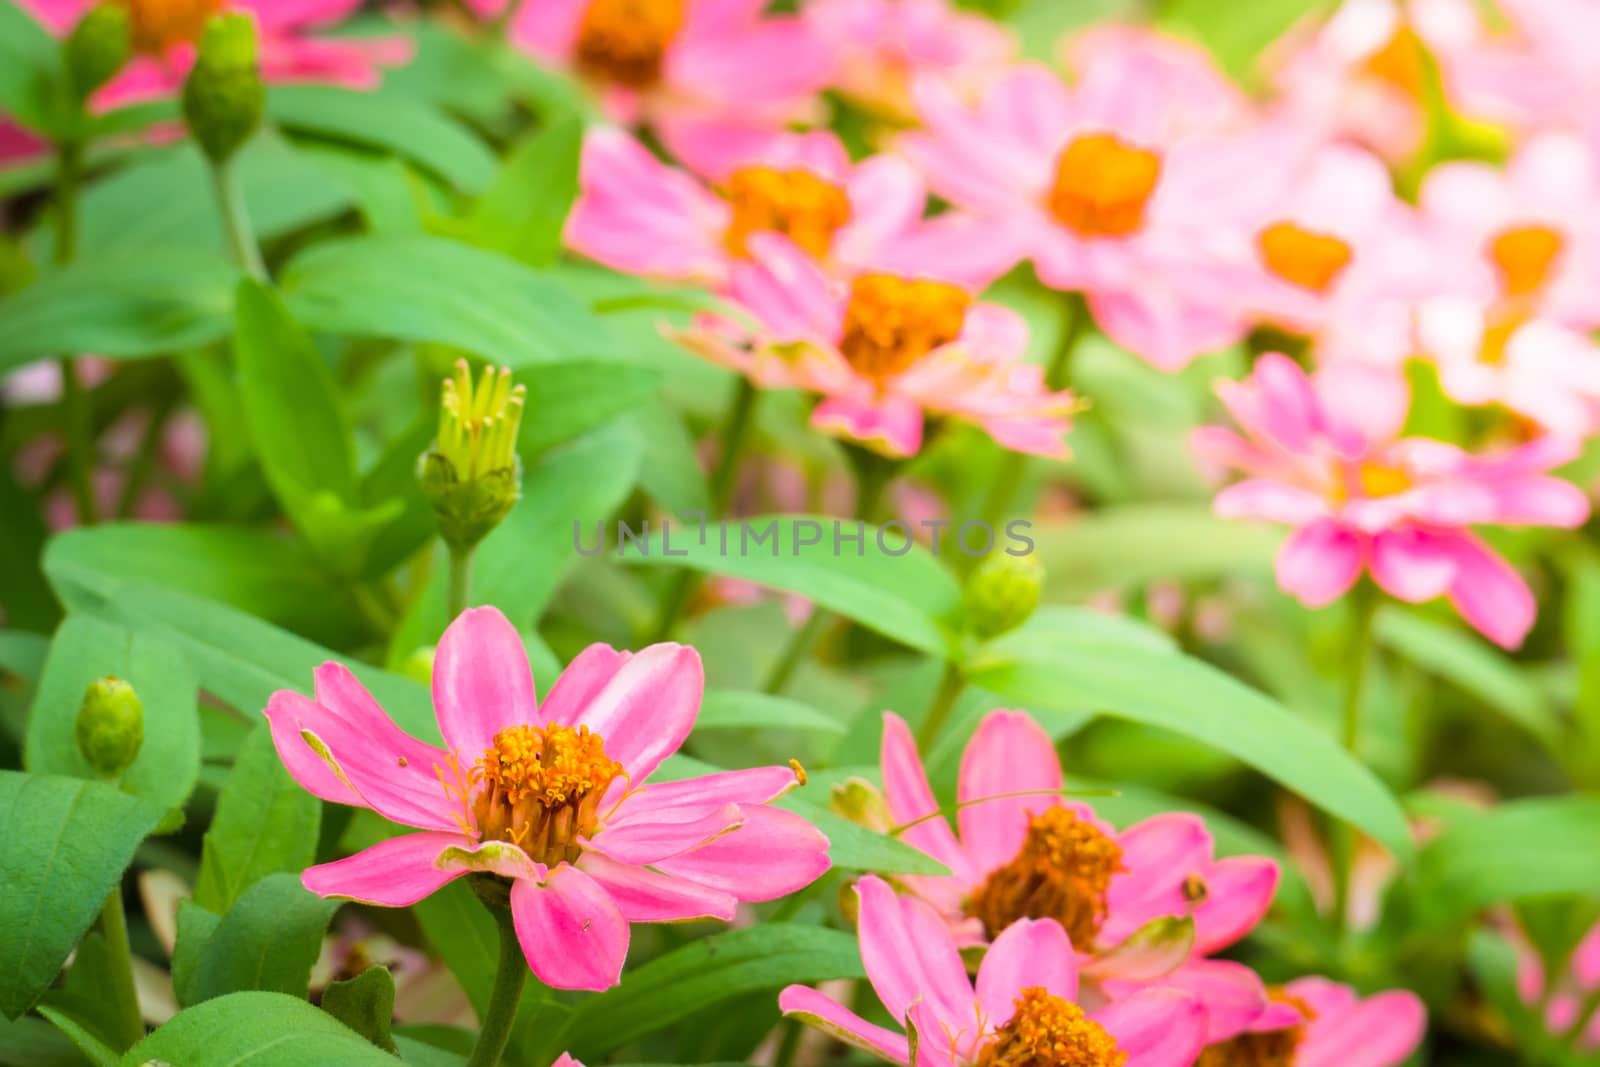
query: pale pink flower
896 61 1263 370
872 708 1279 1043
1192 354 1590 648
780 875 1208 1067
1511 916 1600 1050
565 126 924 290
483 0 831 178
1446 0 1600 147
1060 24 1254 137
676 233 1075 458
264 606 830 992
1197 977 1426 1066
802 0 1013 121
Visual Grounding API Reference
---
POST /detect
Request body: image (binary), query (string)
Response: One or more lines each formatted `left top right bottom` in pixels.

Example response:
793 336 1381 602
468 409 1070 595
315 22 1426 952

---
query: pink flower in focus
780 875 1208 1067
874 709 1279 1043
488 0 831 178
264 606 830 991
803 0 1013 121
1192 354 1590 648
677 234 1075 458
897 61 1262 370
566 127 924 290
1512 916 1600 1050
1196 977 1426 1065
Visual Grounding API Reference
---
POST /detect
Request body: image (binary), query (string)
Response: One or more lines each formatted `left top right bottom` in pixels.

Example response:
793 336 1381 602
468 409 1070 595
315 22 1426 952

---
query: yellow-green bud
76 676 144 780
964 553 1043 639
181 13 263 164
64 5 132 102
418 360 526 552
400 645 436 685
830 777 893 832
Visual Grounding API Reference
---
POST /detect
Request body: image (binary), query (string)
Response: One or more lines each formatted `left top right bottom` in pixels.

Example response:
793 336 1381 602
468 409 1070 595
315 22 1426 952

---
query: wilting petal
576 851 738 922
779 985 911 1064
1276 519 1363 607
1093 988 1206 1067
433 607 539 759
855 876 973 1033
511 867 629 991
977 918 1079 1023
880 713 970 880
958 709 1063 875
652 805 829 900
302 831 467 906
570 643 703 782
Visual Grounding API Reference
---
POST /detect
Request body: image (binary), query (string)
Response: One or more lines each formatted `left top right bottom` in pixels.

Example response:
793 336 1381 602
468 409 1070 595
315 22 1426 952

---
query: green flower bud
64 5 132 101
418 360 526 552
400 645 436 685
964 552 1043 639
181 13 263 164
830 777 893 833
76 675 144 780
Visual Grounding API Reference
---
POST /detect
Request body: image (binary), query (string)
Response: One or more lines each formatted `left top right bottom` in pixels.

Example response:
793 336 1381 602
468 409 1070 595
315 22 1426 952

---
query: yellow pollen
722 166 852 260
1355 461 1412 499
1182 872 1209 904
111 0 224 55
573 0 685 89
1194 989 1312 1067
838 274 971 381
1489 225 1563 298
1258 222 1353 293
968 807 1126 948
789 758 809 787
975 988 1127 1067
469 724 622 866
1047 133 1162 239
1360 25 1425 99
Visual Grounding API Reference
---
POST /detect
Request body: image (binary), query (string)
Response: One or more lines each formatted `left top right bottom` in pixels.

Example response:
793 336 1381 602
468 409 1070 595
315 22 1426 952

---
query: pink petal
1213 480 1328 525
593 802 745 864
957 710 1063 875
511 866 629 991
977 918 1079 1024
570 642 703 782
1104 813 1213 933
1443 533 1537 649
1314 360 1409 454
836 154 926 268
732 234 843 343
1298 989 1426 1067
854 876 973 1033
1189 856 1279 954
880 713 970 881
540 644 633 727
779 984 911 1063
1275 519 1363 607
812 395 926 457
576 851 738 922
301 831 467 906
433 607 539 759
1369 527 1460 602
631 765 804 809
652 805 830 900
1092 987 1206 1067
1160 959 1271 1043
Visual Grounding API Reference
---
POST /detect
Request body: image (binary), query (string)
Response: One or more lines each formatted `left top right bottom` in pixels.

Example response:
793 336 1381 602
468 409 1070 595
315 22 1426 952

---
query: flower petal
540 644 633 728
652 805 830 901
1276 519 1363 608
301 831 467 906
1443 532 1538 649
977 918 1079 1024
1298 988 1426 1067
570 642 703 782
1369 527 1460 603
433 606 539 759
1190 856 1279 954
593 803 745 865
1158 959 1270 1043
880 713 971 881
576 851 738 922
511 867 630 991
1092 987 1206 1067
854 876 972 1035
779 984 910 1064
627 764 803 810
957 709 1063 875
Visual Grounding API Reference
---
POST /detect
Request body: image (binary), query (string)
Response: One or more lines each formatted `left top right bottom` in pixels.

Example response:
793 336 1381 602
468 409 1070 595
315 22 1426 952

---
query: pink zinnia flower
264 606 830 991
780 875 1208 1067
1195 977 1426 1066
897 60 1262 370
484 0 831 179
677 233 1075 458
1511 915 1600 1050
872 709 1278 1042
566 127 923 290
1446 0 1600 147
1192 354 1590 648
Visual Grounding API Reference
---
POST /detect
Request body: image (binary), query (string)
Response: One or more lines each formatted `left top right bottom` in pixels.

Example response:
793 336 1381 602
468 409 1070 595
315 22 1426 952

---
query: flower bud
418 360 526 552
964 552 1043 639
76 676 144 780
181 13 263 165
64 5 131 101
830 777 893 833
400 645 436 685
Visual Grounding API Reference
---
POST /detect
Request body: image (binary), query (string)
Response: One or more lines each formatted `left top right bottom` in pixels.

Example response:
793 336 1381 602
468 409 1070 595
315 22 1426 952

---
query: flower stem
54 138 99 526
98 880 144 1050
448 544 475 620
916 661 967 749
761 609 827 696
1332 582 1380 942
209 156 267 281
465 901 528 1067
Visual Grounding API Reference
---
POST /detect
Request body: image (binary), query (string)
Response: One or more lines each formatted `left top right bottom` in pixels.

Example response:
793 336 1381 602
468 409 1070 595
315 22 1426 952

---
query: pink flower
780 875 1208 1067
1192 353 1590 648
803 0 1013 121
676 233 1075 458
873 709 1279 1042
264 606 830 991
1446 0 1600 147
487 0 831 178
897 60 1262 370
1512 916 1600 1050
1196 977 1426 1066
565 126 924 289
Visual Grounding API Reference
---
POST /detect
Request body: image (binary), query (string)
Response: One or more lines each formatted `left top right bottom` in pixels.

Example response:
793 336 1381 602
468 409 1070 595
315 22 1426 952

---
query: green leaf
781 798 947 876
121 991 401 1066
969 643 1414 860
170 902 221 1008
469 112 584 267
0 1014 94 1067
0 250 238 373
517 362 660 456
1417 796 1600 920
24 615 200 810
696 689 846 735
281 235 606 366
35 1006 116 1067
184 873 339 1006
556 925 866 1059
621 515 962 657
0 771 167 1019
628 402 709 516
192 725 320 913
1159 0 1325 83
321 966 399 1054
0 0 64 135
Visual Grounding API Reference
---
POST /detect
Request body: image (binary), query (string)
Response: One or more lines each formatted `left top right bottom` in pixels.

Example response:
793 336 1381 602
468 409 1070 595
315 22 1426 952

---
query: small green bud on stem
964 552 1043 639
419 360 527 553
76 675 144 779
181 13 263 165
64 5 132 102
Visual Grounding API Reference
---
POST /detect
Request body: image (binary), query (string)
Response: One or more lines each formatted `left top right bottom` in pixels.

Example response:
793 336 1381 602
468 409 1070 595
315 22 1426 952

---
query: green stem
1332 583 1380 942
210 157 267 281
761 609 828 696
448 544 475 620
464 900 528 1067
54 139 99 525
916 662 967 749
98 881 144 1051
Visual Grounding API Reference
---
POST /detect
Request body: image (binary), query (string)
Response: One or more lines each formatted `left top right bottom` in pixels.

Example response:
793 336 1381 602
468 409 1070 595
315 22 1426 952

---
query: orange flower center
1258 222 1353 293
1356 461 1412 498
469 724 622 866
968 806 1126 948
1360 25 1425 99
1488 224 1563 298
1194 990 1312 1067
111 0 224 55
723 166 853 260
975 988 1127 1067
838 273 971 381
573 0 685 89
1046 133 1162 239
